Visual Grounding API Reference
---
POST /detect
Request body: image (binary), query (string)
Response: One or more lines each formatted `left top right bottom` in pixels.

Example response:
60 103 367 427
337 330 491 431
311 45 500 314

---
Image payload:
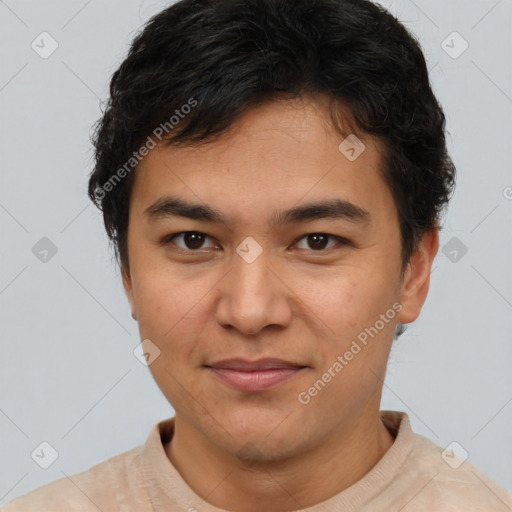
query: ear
122 265 137 321
397 229 439 324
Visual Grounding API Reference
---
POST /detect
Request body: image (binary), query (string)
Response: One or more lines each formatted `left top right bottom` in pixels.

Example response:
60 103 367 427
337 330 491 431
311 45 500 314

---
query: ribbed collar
141 410 414 511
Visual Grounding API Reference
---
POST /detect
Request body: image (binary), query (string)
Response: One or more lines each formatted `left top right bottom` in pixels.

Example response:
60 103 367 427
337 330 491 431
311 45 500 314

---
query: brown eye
163 231 217 251
182 232 206 249
295 233 345 251
306 234 329 250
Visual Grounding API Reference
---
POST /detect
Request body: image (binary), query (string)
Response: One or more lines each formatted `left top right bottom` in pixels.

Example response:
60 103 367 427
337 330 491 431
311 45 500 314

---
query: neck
165 409 395 511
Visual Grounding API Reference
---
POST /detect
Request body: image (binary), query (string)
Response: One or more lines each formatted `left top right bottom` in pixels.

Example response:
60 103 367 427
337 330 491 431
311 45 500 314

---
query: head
88 0 454 461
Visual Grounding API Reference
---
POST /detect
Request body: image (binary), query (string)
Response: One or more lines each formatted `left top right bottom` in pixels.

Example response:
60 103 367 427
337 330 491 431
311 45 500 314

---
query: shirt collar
141 410 414 511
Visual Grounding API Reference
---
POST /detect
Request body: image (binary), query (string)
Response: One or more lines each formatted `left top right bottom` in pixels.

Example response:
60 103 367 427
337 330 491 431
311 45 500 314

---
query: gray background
1 0 511 504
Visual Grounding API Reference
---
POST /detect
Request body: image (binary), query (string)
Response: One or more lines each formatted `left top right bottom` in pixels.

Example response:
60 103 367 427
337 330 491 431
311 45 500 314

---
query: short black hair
88 0 456 272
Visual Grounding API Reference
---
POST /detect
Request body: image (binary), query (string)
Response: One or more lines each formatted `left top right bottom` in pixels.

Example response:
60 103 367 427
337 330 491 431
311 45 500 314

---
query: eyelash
160 231 352 253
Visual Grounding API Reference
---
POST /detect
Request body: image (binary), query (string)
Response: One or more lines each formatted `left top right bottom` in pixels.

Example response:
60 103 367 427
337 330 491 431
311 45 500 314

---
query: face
123 95 437 461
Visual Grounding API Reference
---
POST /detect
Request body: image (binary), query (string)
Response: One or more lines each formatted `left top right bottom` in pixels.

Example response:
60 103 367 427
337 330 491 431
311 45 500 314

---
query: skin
122 94 439 511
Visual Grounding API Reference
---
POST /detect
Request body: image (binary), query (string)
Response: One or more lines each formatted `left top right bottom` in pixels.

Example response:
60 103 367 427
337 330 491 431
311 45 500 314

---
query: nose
215 248 292 336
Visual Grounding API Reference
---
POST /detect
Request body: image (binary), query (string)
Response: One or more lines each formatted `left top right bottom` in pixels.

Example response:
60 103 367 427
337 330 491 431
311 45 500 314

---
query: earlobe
397 229 439 325
121 265 137 321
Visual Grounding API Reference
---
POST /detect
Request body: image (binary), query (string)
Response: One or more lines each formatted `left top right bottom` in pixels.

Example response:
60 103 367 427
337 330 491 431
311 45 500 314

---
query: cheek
130 268 184 337
296 273 379 329
130 265 217 355
298 267 400 347
311 278 360 333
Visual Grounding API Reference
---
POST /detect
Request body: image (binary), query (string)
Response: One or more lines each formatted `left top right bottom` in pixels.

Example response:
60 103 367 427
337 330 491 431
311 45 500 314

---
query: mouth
204 358 308 392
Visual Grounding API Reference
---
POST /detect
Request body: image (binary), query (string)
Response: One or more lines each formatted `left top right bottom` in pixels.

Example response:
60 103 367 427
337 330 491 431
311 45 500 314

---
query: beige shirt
3 411 511 511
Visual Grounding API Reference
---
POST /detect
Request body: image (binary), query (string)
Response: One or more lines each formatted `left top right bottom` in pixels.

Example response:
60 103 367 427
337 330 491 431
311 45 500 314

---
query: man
4 0 511 510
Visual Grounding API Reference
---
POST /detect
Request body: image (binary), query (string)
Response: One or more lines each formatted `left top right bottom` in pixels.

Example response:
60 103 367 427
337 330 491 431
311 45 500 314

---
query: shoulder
399 432 512 511
2 446 150 512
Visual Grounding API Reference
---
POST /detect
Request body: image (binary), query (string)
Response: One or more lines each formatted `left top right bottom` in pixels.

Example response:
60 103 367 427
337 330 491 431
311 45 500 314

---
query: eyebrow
144 195 370 227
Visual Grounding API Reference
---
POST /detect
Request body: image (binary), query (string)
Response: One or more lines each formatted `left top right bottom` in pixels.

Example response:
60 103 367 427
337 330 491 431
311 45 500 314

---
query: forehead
130 96 396 230
148 95 374 168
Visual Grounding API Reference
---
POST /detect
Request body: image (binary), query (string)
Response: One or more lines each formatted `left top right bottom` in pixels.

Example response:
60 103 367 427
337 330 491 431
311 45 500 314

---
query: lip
204 358 307 392
206 358 305 371
206 367 305 392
